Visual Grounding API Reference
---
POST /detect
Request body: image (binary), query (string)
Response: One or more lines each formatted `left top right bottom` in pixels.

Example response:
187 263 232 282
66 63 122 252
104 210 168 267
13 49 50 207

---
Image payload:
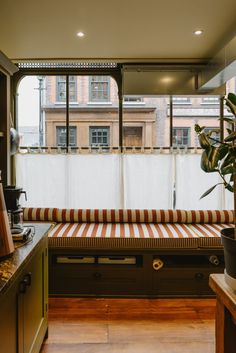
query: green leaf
221 165 235 175
198 133 211 149
225 97 236 116
225 183 234 192
228 93 236 106
200 184 221 199
194 124 205 133
224 131 236 142
229 146 236 157
218 144 229 160
201 147 220 172
221 117 235 124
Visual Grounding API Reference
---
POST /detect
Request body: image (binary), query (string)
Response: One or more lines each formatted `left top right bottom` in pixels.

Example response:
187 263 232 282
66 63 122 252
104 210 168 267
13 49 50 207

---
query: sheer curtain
15 152 233 210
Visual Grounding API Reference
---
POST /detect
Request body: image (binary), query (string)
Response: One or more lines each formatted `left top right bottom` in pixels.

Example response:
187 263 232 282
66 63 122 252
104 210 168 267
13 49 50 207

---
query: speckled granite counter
0 223 52 296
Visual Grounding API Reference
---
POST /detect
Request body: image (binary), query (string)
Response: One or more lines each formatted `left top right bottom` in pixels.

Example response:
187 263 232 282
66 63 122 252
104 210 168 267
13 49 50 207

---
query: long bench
23 208 234 298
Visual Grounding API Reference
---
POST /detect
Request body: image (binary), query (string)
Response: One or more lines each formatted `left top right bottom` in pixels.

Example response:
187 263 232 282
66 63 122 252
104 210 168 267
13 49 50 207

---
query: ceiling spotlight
77 32 85 38
194 29 203 36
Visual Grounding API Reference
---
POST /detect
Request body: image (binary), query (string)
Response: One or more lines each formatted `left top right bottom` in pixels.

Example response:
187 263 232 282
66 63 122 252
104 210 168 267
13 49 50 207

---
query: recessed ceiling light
194 29 203 36
77 32 85 38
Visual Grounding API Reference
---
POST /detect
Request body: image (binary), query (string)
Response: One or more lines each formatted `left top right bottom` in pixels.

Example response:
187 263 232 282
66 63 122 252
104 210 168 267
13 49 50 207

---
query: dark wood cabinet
0 224 50 353
49 249 224 297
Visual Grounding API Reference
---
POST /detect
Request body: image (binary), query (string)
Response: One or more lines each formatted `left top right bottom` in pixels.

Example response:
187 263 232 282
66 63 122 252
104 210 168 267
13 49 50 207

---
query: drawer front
50 264 149 295
152 267 224 295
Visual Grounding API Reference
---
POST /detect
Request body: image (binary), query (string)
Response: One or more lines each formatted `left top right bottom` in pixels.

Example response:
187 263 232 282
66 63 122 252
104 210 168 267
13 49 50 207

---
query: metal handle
19 273 31 293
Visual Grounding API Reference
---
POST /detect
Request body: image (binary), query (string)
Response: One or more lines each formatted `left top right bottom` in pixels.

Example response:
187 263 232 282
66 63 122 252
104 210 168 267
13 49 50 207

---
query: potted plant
195 92 236 290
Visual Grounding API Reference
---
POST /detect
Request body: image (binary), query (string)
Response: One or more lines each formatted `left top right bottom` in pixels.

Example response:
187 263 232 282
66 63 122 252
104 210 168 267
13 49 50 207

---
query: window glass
56 126 77 146
56 76 77 102
89 76 110 102
172 127 190 147
89 127 110 146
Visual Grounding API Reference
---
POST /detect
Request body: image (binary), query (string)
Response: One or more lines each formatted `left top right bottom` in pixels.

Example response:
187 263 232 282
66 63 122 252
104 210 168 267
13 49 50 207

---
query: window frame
89 126 110 146
89 76 110 102
56 126 77 147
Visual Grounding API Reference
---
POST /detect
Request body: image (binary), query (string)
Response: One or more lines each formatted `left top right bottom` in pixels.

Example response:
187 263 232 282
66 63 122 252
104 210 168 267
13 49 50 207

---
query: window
123 127 143 146
56 126 77 146
172 97 191 104
56 76 77 102
173 127 190 147
89 76 110 102
124 96 143 103
201 97 219 104
89 127 110 146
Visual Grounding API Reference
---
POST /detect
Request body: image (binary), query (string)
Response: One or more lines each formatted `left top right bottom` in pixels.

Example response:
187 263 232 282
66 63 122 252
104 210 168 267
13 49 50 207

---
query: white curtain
16 154 121 209
16 152 232 210
175 154 224 210
123 154 173 209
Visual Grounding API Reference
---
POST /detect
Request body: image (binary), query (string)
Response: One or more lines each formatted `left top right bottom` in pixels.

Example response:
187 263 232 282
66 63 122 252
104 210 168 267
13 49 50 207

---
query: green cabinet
0 225 49 353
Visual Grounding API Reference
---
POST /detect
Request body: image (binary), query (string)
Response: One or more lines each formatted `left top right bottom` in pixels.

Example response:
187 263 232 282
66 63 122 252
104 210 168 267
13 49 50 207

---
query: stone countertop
0 223 52 295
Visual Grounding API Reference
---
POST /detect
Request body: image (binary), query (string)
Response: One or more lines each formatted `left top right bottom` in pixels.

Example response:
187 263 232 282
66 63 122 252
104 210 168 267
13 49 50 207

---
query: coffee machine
3 186 27 234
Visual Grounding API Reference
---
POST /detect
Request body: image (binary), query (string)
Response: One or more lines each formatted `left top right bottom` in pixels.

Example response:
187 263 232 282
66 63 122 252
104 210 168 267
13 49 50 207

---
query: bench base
49 248 225 297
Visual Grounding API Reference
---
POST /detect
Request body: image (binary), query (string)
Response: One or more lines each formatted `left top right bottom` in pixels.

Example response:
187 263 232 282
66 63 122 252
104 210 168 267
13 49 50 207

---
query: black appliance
3 186 27 234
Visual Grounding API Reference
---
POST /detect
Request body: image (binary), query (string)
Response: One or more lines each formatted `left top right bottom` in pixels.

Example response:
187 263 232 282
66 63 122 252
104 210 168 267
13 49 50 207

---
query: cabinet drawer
152 267 224 295
50 264 148 295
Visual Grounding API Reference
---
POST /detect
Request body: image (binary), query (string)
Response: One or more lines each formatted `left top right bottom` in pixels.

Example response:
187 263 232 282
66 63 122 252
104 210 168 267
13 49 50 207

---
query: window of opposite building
172 127 190 147
123 127 143 146
172 97 191 104
56 76 77 102
56 126 77 146
89 127 110 146
89 76 110 102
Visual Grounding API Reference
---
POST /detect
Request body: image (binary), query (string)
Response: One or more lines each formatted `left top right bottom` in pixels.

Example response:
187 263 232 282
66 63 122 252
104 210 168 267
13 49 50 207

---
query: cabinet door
18 240 48 353
0 281 18 353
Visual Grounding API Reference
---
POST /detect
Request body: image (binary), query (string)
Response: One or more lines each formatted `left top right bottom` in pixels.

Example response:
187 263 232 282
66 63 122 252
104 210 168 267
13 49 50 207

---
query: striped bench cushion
48 222 199 249
23 207 58 221
56 209 187 223
186 210 234 223
189 223 234 247
23 208 234 225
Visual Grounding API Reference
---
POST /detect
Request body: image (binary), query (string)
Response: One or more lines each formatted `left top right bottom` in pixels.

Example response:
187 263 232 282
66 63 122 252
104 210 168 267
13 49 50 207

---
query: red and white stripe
186 210 234 224
23 207 58 221
56 209 187 223
189 223 234 238
49 222 198 239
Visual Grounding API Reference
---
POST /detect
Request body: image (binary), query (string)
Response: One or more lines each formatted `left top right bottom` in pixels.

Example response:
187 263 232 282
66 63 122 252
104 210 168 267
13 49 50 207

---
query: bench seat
48 222 234 249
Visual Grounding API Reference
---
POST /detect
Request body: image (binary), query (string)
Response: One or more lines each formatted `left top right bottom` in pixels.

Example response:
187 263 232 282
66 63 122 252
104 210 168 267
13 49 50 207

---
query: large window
56 126 77 146
89 127 110 146
89 76 110 102
56 76 77 102
172 127 190 147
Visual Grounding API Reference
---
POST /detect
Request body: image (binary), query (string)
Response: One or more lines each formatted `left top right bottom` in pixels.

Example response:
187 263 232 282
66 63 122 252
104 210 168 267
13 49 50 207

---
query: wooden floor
41 297 216 353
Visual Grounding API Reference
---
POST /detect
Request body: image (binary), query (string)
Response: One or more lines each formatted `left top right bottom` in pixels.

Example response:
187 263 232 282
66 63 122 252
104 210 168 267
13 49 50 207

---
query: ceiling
1 0 236 63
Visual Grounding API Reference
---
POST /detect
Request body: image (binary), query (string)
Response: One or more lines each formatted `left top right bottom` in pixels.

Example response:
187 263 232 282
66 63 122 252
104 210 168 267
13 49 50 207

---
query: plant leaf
200 184 221 199
194 124 205 133
198 133 211 149
225 93 236 116
221 117 235 124
225 183 234 192
224 131 236 142
201 147 220 172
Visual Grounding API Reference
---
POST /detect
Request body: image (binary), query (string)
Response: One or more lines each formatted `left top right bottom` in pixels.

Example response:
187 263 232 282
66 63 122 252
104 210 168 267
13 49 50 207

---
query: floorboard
41 298 216 353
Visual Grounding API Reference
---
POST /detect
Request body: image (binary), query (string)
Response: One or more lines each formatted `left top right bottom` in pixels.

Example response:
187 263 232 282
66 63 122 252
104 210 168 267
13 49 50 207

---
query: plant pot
221 227 236 292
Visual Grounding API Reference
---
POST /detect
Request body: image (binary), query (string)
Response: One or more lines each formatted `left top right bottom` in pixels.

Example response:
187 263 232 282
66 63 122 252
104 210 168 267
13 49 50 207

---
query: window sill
54 101 79 105
87 101 112 105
